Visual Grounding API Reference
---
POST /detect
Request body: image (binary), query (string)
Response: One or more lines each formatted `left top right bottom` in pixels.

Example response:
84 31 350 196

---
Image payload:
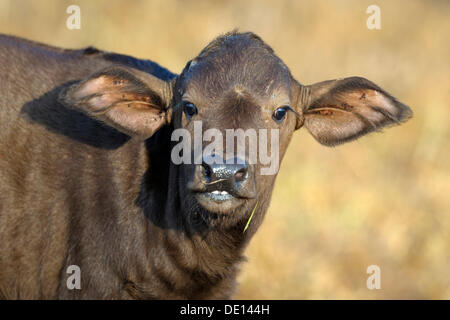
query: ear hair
60 67 173 139
296 77 412 146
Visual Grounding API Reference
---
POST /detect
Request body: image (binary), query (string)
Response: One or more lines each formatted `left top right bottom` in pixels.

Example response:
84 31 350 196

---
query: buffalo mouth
187 164 257 214
193 188 251 214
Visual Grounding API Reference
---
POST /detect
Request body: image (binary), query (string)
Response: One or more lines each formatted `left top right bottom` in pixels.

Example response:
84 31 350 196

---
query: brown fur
0 32 411 299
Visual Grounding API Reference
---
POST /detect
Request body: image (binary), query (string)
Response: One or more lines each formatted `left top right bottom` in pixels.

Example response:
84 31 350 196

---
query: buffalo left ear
296 77 412 146
59 67 173 139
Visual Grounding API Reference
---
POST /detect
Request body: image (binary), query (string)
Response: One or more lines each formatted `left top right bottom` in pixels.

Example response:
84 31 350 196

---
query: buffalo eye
272 106 288 123
183 102 198 118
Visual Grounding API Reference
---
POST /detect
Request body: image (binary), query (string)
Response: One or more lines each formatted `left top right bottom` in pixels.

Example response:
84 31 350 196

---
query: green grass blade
243 201 258 233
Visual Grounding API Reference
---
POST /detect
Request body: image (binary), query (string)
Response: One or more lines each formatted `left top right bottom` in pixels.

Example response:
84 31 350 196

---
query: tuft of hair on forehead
197 31 275 59
177 31 291 103
179 31 286 78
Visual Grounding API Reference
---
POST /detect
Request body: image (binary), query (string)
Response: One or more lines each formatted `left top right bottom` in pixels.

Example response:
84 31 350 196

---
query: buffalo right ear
59 67 173 139
295 77 412 146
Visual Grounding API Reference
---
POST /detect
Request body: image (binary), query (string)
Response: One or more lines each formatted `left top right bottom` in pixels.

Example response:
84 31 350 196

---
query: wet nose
202 157 249 184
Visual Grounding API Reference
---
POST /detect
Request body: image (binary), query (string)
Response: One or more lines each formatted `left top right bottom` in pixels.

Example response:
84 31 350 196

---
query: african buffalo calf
0 32 412 299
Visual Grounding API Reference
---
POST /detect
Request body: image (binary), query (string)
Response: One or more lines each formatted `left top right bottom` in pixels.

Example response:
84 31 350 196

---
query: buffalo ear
60 67 173 139
297 77 412 146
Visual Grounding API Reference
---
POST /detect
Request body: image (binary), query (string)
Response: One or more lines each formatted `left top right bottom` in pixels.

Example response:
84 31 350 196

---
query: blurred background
1 0 448 299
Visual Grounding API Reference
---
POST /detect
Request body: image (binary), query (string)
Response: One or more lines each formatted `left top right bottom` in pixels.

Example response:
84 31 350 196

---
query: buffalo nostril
234 167 247 181
202 157 249 184
201 162 212 179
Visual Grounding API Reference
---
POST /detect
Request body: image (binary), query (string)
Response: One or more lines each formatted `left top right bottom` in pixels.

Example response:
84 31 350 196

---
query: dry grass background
0 0 448 299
